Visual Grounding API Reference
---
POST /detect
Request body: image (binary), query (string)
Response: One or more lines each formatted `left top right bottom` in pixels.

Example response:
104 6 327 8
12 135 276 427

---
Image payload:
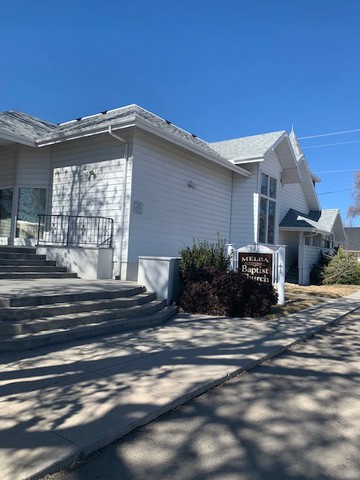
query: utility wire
318 187 355 195
318 175 354 181
302 139 360 149
314 169 358 174
299 128 360 139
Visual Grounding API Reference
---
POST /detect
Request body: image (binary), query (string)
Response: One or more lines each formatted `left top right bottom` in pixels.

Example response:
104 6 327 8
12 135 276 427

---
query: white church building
0 104 345 285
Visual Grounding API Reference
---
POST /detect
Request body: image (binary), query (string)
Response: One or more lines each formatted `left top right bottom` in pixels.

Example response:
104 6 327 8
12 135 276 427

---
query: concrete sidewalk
0 291 359 480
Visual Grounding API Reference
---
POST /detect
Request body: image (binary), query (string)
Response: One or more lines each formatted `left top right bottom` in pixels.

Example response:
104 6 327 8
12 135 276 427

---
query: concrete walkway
0 287 359 480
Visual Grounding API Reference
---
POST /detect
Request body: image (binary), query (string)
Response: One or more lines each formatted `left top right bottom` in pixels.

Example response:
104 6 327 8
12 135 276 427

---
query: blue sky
2 0 360 225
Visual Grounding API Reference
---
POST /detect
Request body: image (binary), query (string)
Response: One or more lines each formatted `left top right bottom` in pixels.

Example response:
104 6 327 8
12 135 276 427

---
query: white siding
128 131 233 272
230 163 258 247
279 230 299 270
0 145 17 187
300 245 322 285
16 146 51 187
50 133 133 278
262 150 282 178
279 183 309 221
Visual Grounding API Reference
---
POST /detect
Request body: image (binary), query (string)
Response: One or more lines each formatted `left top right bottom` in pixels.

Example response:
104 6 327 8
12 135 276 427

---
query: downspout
108 125 129 279
229 171 234 244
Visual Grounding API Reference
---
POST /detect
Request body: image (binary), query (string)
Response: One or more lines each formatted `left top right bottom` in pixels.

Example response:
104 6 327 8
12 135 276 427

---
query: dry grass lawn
266 283 360 319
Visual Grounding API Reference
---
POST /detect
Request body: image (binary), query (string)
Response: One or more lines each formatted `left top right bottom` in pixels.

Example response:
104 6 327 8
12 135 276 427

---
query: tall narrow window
0 189 13 237
259 173 277 244
16 188 47 238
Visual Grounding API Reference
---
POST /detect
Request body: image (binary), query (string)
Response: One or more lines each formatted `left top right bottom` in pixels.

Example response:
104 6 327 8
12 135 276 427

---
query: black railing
37 214 114 248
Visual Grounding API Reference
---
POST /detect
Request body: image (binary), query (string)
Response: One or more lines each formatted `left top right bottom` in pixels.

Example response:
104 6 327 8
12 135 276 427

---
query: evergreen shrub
323 246 360 284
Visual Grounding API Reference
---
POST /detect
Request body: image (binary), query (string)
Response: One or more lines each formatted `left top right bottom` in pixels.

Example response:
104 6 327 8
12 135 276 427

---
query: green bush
177 238 278 317
323 246 360 284
179 236 230 283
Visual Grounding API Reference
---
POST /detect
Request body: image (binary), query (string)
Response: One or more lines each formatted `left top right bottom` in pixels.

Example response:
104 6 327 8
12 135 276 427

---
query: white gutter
108 125 129 280
232 156 264 164
36 120 136 147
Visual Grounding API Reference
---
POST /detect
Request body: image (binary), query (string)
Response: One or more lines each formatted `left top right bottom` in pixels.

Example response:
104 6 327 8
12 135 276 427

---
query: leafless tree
347 170 360 219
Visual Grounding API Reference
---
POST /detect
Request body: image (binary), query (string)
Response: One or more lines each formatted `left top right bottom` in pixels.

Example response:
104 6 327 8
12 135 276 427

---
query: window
0 189 13 237
259 173 277 244
16 188 47 238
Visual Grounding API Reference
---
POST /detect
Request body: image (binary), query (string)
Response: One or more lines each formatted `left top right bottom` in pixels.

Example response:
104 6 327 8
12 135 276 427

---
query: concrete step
0 272 78 280
0 305 178 351
0 258 54 266
0 265 68 272
0 291 157 320
0 298 167 335
0 247 77 280
4 285 146 307
0 253 43 260
0 246 36 254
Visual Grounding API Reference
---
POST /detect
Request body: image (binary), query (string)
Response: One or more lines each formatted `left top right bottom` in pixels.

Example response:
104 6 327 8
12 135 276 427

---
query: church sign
226 243 286 304
238 252 273 284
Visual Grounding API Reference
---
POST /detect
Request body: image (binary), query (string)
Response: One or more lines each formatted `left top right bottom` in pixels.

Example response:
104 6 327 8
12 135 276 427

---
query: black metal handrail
37 214 114 248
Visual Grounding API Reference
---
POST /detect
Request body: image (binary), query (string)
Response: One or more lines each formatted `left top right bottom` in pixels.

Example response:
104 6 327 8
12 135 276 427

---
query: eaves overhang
279 225 317 233
36 116 137 146
272 135 302 184
230 133 302 183
37 113 251 178
0 129 36 147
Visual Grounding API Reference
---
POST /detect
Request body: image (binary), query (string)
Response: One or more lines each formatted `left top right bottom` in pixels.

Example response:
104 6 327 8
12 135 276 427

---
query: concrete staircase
0 284 177 352
0 245 77 279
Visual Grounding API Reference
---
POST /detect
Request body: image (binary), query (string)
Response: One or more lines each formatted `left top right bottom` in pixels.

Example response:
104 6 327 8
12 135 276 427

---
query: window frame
258 172 278 245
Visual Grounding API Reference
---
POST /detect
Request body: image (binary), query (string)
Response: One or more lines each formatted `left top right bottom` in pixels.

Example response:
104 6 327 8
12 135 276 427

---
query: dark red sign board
238 252 273 284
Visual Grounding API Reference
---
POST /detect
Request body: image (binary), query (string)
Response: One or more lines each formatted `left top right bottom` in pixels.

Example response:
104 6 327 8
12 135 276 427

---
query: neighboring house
0 105 345 284
342 227 360 259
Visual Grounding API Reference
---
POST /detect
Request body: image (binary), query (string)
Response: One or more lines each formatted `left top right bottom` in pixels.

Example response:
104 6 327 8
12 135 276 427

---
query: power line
319 175 354 181
299 128 360 139
302 139 360 149
314 169 358 173
318 187 355 195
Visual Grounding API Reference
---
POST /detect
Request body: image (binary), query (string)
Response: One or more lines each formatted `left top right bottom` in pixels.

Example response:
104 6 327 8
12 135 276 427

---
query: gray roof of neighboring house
343 227 360 251
280 208 342 235
0 111 57 139
210 131 286 162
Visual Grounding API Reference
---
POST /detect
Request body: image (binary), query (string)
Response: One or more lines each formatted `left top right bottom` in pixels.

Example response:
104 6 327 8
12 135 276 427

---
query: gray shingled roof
0 105 251 175
39 105 224 159
210 131 286 162
343 227 360 251
0 111 57 139
280 208 341 234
